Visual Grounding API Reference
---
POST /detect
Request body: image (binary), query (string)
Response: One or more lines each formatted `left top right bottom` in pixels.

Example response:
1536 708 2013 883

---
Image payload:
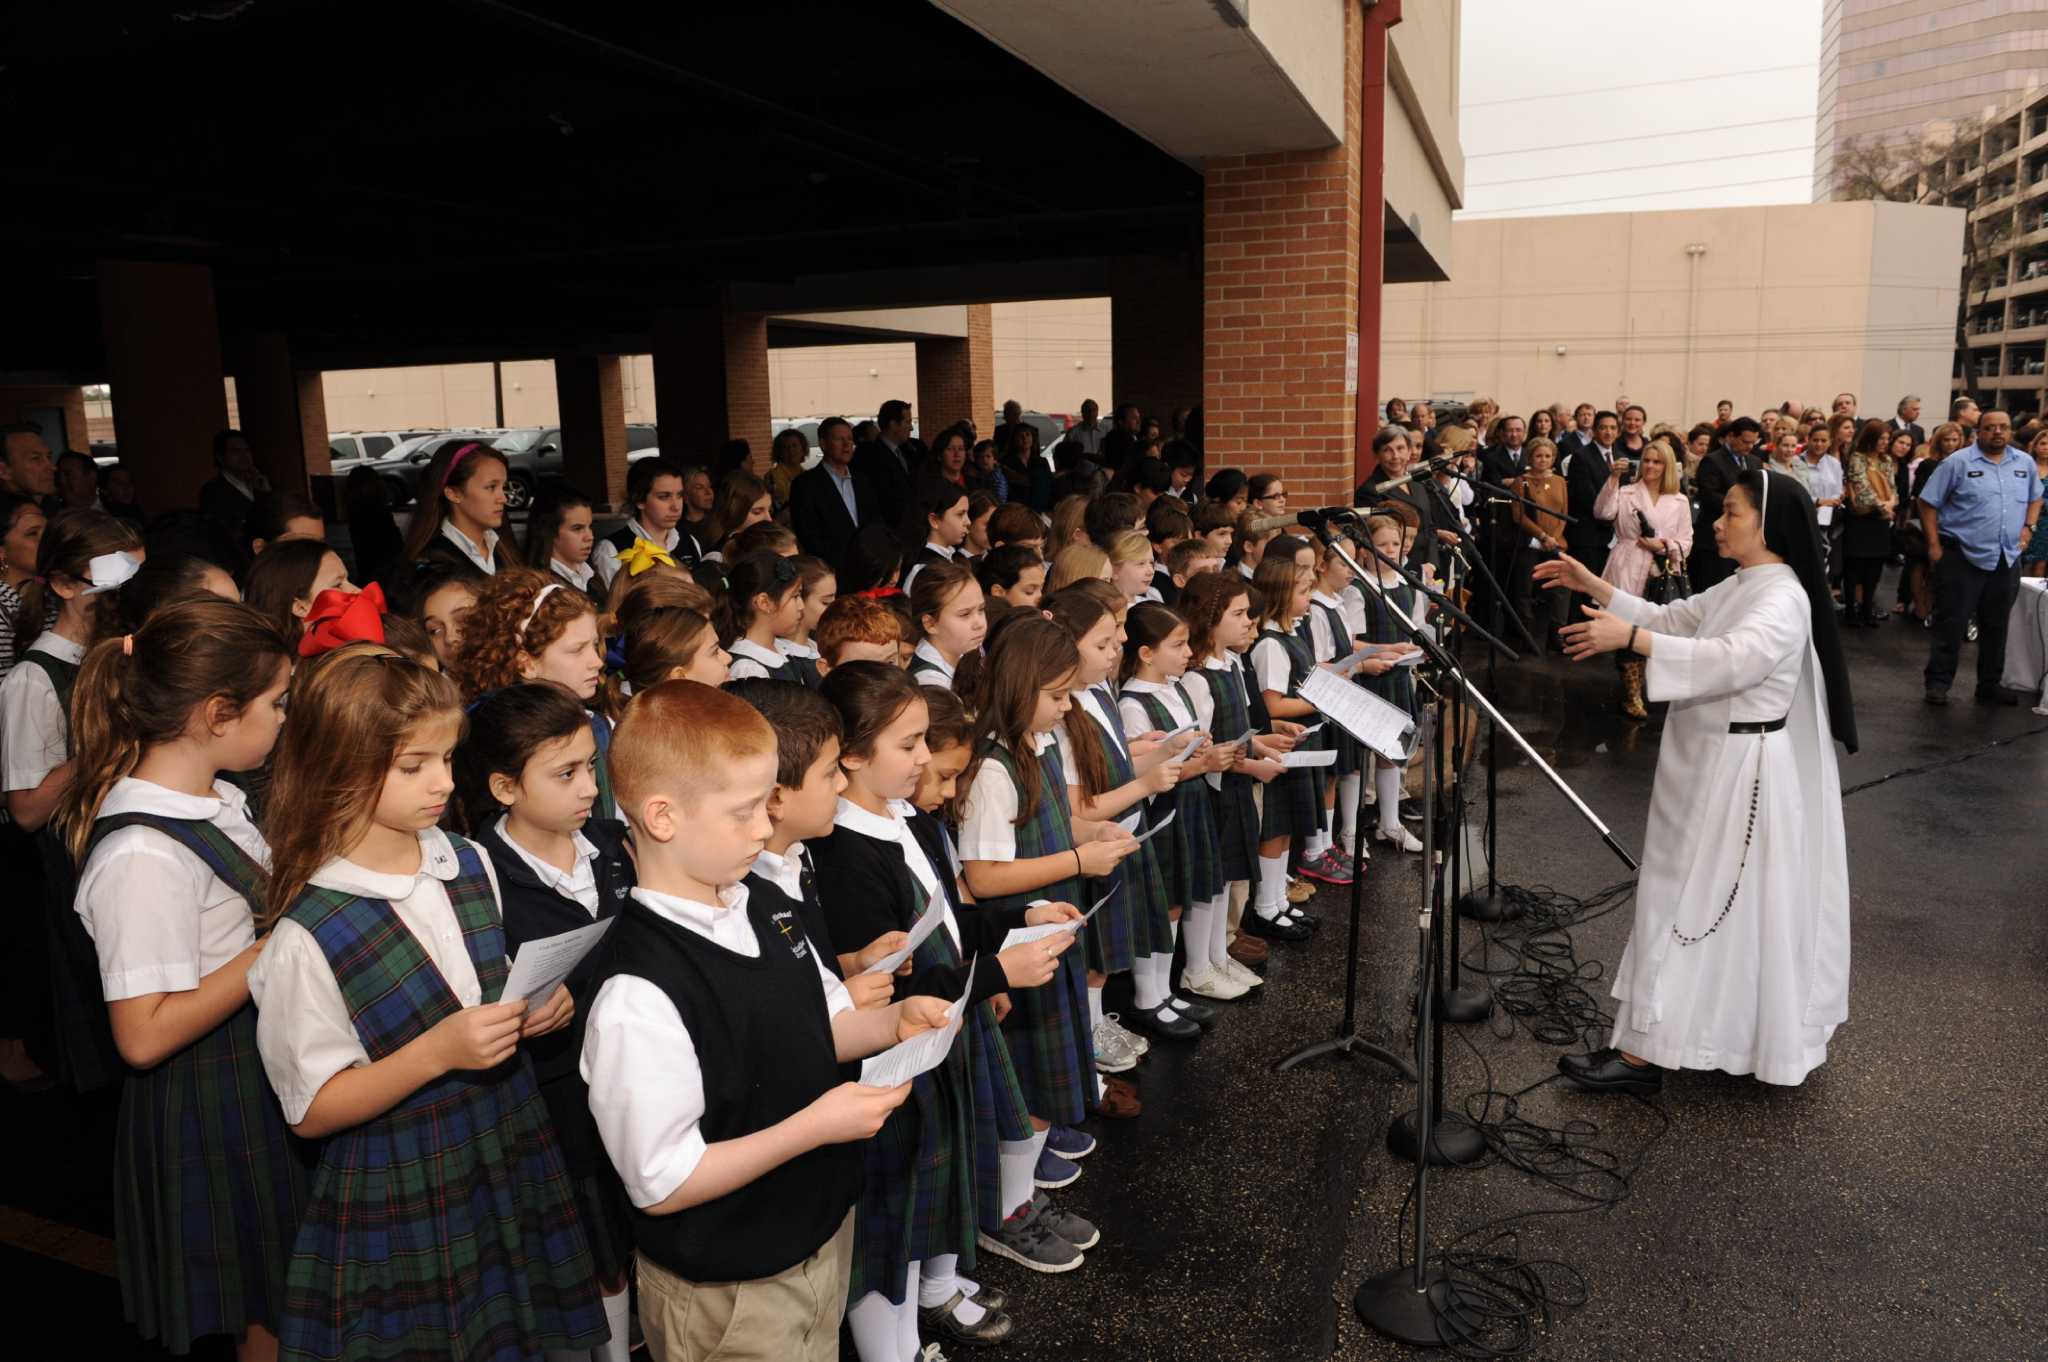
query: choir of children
23 469 1435 1362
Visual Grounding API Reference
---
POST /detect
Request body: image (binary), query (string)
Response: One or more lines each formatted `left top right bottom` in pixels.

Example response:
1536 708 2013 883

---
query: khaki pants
637 1210 854 1362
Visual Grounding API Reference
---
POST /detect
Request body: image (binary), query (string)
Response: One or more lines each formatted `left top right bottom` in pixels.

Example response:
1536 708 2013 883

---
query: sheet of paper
1155 720 1197 744
1330 649 1376 677
1134 809 1176 845
1294 721 1327 739
859 957 978 1087
1393 652 1427 668
860 883 948 975
999 887 1115 952
501 917 615 1005
1298 666 1416 761
1282 748 1337 768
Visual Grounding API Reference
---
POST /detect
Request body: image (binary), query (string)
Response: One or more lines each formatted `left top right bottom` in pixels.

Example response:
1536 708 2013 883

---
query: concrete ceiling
929 0 1345 163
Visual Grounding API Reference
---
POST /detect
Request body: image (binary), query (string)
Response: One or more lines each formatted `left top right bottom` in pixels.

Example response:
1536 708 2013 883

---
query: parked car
331 430 442 503
491 424 660 507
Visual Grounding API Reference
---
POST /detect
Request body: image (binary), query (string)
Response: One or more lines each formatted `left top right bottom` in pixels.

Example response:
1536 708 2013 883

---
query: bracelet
1073 848 1083 879
1628 625 1640 654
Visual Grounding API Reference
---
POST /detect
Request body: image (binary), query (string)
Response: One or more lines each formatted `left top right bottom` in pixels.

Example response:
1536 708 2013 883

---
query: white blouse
1055 687 1139 833
76 778 270 1001
0 631 85 792
726 637 786 681
494 816 601 916
956 733 1056 862
249 829 503 1125
580 882 851 1208
440 522 499 575
909 639 957 682
1251 629 1298 696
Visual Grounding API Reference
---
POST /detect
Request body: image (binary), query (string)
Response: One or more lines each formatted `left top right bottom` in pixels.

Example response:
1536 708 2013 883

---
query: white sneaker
1374 824 1424 853
1093 1023 1138 1073
1101 1013 1150 1057
1181 965 1249 1000
1221 956 1266 989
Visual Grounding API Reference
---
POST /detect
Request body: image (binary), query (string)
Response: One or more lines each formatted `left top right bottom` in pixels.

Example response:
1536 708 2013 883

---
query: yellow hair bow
618 537 677 577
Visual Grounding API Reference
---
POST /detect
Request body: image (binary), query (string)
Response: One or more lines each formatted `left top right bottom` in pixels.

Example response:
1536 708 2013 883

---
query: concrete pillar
915 303 995 438
556 354 628 508
652 303 773 474
228 330 331 496
1111 257 1202 432
1200 0 1366 505
97 260 229 509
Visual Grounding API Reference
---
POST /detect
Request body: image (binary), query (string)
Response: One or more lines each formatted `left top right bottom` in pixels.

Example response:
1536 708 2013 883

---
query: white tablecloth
2001 576 2048 714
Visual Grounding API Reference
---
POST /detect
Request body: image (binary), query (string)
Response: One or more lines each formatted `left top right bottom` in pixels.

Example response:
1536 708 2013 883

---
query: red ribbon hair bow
299 581 388 657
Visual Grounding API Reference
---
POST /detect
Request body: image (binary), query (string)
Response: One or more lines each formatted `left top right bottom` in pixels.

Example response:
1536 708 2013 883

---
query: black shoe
1976 687 2019 706
920 1289 1016 1345
1924 687 1949 706
1167 994 1217 1028
1558 1048 1662 1095
1242 911 1311 943
1126 1002 1201 1041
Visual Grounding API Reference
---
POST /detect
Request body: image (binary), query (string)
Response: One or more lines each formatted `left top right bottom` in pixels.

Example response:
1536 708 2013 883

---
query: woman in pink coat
1595 438 1695 718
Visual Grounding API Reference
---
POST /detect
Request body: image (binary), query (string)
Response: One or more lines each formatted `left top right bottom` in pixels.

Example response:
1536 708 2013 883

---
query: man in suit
1101 402 1144 476
1688 416 1765 592
790 415 878 572
853 399 916 511
1891 394 1925 447
1557 403 1596 461
1478 414 1528 488
1562 410 1621 576
198 428 270 546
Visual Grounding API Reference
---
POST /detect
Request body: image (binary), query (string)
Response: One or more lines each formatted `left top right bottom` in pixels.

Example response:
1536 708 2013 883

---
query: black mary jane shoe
919 1289 1016 1345
1242 912 1311 943
1126 1002 1202 1041
1167 993 1218 1028
1557 1047 1663 1095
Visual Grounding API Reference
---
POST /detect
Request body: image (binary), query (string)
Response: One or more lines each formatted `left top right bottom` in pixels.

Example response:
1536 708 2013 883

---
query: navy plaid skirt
1215 774 1262 883
113 1002 310 1353
1160 781 1224 905
1260 766 1322 841
850 1042 977 1305
966 1002 1031 1229
1003 949 1092 1125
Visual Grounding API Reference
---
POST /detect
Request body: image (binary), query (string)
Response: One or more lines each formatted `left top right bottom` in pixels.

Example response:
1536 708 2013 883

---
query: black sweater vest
592 888 857 1280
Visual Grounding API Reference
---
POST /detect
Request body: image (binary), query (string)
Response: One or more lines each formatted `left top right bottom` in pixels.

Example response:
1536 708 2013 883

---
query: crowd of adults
1365 390 2044 714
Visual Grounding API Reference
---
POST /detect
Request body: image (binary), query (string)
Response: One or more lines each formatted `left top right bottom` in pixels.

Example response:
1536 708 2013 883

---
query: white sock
920 1253 987 1323
1210 891 1232 962
1364 773 1378 805
1306 827 1328 860
1183 901 1214 973
1376 766 1402 836
1088 984 1105 1036
1133 957 1166 1011
1338 773 1362 853
998 1134 1039 1219
1256 853 1289 917
594 1286 632 1362
1153 952 1180 1006
899 1262 924 1360
847 1290 900 1362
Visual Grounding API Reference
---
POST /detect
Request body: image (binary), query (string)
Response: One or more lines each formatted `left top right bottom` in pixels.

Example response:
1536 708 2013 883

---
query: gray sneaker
1093 1020 1138 1074
1101 1012 1151 1057
1031 1190 1101 1250
977 1200 1086 1273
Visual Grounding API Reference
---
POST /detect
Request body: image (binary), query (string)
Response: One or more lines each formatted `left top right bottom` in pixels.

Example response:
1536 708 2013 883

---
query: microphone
1369 452 1458 496
1242 506 1362 536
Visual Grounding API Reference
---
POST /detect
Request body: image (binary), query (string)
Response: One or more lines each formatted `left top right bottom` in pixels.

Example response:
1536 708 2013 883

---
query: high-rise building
1815 0 2048 201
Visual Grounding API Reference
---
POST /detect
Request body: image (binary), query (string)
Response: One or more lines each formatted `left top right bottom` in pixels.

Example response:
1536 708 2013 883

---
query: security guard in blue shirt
1918 409 2044 703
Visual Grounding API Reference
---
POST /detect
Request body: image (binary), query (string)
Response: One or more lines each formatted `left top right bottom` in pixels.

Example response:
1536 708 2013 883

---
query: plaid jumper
1197 662 1263 882
94 814 310 1355
1256 628 1322 840
1120 685 1224 905
972 741 1095 1124
276 835 605 1362
1076 687 1173 963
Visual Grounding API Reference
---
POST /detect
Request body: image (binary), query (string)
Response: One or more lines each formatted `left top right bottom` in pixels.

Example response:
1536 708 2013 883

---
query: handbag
1638 507 1693 605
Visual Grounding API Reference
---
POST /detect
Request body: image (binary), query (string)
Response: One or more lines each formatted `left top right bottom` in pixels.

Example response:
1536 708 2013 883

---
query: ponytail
54 598 292 863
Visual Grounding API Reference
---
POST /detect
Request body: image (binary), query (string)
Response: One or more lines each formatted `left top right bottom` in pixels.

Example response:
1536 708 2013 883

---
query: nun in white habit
1535 465 1857 1090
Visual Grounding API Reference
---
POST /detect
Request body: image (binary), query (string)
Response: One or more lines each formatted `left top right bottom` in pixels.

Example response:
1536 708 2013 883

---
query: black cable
1841 722 2048 796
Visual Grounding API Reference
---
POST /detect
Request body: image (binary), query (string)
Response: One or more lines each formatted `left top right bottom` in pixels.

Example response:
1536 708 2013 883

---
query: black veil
1737 466 1858 753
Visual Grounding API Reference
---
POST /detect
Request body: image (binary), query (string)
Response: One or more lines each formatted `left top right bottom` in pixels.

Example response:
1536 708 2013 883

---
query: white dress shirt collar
551 556 595 591
911 639 956 680
729 637 785 670
311 827 464 900
441 521 499 573
492 815 599 912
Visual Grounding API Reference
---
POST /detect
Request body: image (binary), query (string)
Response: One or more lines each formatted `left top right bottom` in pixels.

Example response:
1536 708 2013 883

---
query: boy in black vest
580 680 947 1362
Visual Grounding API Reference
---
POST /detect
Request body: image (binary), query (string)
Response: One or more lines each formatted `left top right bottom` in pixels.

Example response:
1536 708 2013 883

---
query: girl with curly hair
449 568 615 817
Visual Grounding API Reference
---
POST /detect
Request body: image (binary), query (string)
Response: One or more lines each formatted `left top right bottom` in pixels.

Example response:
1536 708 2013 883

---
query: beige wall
1380 200 1963 426
306 299 1113 435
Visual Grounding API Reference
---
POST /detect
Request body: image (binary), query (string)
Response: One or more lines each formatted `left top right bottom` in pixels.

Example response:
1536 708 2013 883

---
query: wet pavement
10 581 2045 1360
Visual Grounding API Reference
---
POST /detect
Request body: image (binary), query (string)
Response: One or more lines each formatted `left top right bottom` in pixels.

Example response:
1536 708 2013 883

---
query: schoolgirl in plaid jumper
248 646 605 1362
1249 549 1328 921
54 600 310 1359
956 618 1140 1181
1357 513 1429 852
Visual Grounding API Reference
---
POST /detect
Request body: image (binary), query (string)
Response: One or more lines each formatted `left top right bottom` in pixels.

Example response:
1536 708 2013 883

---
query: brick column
915 303 995 437
1111 256 1202 430
1201 0 1366 506
652 303 773 475
229 330 331 496
556 354 629 508
97 260 230 510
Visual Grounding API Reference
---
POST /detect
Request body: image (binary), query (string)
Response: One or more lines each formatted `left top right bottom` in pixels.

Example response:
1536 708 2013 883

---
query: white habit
1603 563 1849 1085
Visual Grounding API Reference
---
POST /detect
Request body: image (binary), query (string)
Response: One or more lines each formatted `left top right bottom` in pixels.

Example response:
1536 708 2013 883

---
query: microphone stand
1431 550 1491 1026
